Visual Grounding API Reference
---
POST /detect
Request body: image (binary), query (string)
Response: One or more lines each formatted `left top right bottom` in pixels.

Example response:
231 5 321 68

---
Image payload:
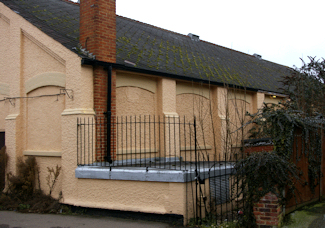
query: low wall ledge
75 165 234 182
5 114 19 120
23 151 62 157
61 108 96 116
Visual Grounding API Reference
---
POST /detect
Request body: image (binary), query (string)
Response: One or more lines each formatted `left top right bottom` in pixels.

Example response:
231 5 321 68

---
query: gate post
254 192 283 227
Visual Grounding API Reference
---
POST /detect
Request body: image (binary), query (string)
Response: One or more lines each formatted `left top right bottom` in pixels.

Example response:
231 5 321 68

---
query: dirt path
0 211 173 228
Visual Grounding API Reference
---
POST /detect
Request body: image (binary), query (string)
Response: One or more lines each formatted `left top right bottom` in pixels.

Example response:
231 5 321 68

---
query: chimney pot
253 53 262 59
188 33 200 41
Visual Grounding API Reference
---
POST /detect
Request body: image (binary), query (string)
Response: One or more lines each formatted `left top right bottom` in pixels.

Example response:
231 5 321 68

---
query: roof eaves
81 57 261 92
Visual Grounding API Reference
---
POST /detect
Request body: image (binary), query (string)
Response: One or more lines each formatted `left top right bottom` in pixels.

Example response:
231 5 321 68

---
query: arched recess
176 93 215 159
25 72 65 94
176 82 210 100
116 73 156 94
228 98 251 146
116 86 156 116
116 72 157 116
25 73 66 153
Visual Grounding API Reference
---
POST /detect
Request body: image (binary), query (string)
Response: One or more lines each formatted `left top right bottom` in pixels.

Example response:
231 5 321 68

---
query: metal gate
186 118 243 225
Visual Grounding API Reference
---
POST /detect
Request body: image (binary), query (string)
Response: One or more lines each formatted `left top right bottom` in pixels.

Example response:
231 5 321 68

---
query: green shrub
233 151 301 227
6 156 39 201
0 156 63 213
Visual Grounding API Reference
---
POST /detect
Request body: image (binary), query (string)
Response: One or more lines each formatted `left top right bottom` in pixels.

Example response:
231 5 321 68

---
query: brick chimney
79 0 117 162
80 0 116 62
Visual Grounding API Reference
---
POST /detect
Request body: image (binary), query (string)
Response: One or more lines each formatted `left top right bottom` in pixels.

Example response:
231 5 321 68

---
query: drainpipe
104 65 113 163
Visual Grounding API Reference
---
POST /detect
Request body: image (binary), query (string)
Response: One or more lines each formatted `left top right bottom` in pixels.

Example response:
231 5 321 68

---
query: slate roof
0 0 291 93
0 0 79 50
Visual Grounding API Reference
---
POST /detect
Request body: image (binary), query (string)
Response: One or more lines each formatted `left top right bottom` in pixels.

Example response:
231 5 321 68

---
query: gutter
257 90 288 98
81 58 264 93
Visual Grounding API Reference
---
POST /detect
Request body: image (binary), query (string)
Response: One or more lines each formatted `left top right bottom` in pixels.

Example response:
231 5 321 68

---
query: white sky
74 0 325 68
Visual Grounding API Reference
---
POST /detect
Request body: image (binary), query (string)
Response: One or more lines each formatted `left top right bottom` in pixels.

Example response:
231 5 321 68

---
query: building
0 0 290 223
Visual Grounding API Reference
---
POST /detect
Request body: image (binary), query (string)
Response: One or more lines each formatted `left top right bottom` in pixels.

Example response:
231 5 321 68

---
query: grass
190 221 238 228
188 217 239 228
282 201 325 228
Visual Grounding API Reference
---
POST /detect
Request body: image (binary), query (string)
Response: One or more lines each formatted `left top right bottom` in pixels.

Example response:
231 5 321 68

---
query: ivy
234 57 325 226
233 152 302 227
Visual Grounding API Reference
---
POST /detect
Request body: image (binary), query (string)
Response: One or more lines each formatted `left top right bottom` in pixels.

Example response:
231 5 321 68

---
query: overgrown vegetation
0 146 8 191
189 217 239 228
46 165 62 196
234 57 325 226
233 152 302 227
0 150 72 214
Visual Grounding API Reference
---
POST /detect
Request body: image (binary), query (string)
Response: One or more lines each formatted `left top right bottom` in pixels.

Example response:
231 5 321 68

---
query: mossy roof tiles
1 0 291 93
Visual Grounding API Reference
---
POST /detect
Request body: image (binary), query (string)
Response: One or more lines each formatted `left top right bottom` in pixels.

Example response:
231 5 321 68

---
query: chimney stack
79 0 117 162
79 0 116 63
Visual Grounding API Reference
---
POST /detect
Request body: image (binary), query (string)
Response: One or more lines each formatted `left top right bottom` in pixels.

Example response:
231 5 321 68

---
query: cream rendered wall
35 156 62 199
0 95 9 131
0 11 10 87
0 10 11 133
227 90 252 148
26 86 65 151
1 3 23 174
264 95 282 105
22 34 65 82
177 93 216 160
252 92 265 113
157 78 177 116
176 81 217 158
69 179 188 216
116 72 157 116
115 72 157 158
0 2 94 201
176 84 258 157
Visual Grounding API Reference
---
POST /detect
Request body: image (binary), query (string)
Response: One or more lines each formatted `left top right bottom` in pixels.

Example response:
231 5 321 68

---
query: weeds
6 156 39 201
188 216 239 228
46 165 61 196
0 155 72 214
189 220 239 228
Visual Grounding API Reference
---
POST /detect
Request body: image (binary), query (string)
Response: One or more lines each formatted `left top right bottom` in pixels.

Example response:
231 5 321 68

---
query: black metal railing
77 115 204 170
77 115 244 225
189 152 245 225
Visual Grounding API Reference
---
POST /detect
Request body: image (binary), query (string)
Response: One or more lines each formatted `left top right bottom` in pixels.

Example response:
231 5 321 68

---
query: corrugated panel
209 175 230 205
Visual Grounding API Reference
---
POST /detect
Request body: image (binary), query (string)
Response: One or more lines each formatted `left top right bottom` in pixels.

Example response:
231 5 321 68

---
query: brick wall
243 143 281 227
254 192 283 228
80 0 116 63
80 0 117 161
244 145 274 154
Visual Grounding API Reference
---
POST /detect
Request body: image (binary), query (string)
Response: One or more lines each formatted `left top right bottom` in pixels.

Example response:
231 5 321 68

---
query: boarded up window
0 132 4 150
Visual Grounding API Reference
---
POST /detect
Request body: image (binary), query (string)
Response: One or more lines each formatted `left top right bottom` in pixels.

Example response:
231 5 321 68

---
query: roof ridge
116 15 185 38
198 37 291 68
116 15 290 68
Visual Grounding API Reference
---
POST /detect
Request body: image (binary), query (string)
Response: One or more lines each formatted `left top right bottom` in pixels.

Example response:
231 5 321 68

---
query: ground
0 210 181 228
283 201 325 228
